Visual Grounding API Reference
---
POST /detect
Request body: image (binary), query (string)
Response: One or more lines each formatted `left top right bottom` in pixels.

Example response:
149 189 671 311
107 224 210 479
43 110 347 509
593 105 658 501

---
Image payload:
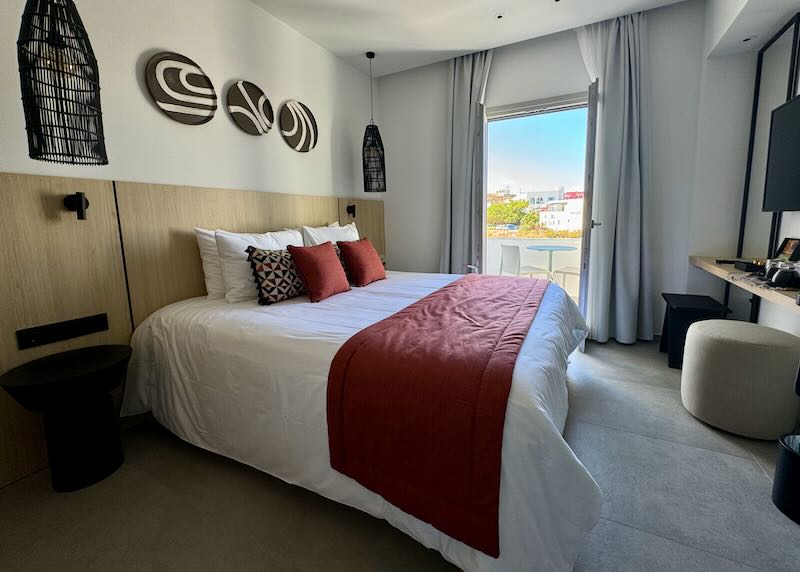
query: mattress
121 271 602 571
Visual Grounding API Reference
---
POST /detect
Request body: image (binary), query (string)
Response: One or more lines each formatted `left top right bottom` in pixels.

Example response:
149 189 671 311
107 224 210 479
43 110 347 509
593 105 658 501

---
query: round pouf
681 320 800 440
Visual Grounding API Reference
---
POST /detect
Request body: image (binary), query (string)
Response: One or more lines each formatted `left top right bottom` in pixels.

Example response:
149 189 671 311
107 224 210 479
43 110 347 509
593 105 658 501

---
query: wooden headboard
338 198 386 257
115 182 385 327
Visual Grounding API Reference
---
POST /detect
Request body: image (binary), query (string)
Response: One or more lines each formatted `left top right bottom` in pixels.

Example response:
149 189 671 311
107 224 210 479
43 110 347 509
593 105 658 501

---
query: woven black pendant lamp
17 0 108 165
362 52 385 193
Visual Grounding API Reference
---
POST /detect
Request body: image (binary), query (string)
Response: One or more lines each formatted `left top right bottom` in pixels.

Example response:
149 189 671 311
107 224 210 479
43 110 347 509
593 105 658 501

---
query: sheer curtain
440 50 493 274
576 13 654 343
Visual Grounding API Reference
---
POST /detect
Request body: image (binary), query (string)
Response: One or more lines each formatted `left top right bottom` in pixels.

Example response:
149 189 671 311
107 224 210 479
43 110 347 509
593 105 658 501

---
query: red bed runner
327 274 550 557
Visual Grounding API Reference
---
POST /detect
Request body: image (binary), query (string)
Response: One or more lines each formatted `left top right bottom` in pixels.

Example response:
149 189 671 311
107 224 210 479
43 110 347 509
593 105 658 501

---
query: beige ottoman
681 320 800 440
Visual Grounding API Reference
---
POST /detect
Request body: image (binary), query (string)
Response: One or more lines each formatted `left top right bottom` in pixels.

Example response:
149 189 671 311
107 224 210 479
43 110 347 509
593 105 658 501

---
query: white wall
646 0 707 326
377 62 449 272
685 50 758 321
0 0 371 197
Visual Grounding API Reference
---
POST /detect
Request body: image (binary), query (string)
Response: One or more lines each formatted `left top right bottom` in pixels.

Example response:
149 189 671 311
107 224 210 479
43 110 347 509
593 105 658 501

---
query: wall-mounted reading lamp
346 204 356 218
64 192 89 220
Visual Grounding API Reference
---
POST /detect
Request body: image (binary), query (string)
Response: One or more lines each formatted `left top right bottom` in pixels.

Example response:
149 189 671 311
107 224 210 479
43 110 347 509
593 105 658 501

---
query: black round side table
0 345 132 492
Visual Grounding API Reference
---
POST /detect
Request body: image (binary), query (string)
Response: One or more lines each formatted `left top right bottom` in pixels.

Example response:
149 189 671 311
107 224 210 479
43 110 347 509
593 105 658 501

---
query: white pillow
215 229 304 303
193 228 226 299
283 221 339 231
301 222 359 246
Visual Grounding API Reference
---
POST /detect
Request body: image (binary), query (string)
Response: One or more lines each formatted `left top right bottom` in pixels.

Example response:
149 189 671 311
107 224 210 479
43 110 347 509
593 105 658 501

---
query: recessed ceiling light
494 12 505 20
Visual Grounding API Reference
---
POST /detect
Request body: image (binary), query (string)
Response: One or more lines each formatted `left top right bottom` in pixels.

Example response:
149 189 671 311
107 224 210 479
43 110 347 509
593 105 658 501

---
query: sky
487 107 588 196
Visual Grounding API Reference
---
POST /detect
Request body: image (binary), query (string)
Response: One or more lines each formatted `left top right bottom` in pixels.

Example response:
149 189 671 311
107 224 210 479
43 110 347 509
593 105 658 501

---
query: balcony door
485 86 598 314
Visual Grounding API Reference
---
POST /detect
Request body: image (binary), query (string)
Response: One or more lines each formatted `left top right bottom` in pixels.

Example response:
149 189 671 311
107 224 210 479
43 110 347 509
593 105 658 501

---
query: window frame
486 91 588 122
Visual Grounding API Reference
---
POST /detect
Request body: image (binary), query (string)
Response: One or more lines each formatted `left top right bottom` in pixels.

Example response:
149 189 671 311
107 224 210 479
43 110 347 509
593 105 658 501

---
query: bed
121 271 602 571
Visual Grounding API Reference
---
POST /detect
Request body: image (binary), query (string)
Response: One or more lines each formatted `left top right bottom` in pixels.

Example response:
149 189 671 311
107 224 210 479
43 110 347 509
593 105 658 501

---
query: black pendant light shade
17 0 108 165
363 124 386 193
362 51 386 193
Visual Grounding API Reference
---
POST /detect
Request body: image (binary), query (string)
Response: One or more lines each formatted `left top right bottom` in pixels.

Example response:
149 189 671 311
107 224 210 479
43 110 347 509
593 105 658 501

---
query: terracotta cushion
337 238 386 287
287 242 351 302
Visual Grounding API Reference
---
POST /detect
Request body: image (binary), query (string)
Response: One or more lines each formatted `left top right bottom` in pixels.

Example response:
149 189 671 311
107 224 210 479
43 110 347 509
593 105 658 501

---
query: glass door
484 93 591 307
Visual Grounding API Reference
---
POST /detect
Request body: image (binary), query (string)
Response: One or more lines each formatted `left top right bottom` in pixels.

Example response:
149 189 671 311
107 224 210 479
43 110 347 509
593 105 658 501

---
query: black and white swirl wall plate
227 81 273 136
279 100 318 152
145 52 217 125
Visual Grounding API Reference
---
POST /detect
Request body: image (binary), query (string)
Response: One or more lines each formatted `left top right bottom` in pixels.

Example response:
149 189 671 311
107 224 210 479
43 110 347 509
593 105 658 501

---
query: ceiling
711 0 800 56
251 0 687 76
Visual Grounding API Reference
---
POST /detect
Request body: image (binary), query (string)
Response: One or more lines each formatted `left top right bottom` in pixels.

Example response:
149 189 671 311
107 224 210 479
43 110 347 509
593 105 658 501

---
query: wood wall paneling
0 173 131 488
115 182 341 326
338 198 386 256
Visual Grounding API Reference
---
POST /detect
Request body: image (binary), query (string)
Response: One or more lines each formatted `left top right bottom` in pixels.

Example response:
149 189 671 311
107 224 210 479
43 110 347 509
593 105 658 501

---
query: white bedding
122 271 602 571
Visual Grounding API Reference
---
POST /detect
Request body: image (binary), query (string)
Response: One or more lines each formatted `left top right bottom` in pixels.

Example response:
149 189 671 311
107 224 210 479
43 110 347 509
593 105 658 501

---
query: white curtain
440 50 493 274
577 13 654 343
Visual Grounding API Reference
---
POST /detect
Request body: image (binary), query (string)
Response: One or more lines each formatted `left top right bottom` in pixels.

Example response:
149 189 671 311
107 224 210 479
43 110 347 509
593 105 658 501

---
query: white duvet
122 271 602 571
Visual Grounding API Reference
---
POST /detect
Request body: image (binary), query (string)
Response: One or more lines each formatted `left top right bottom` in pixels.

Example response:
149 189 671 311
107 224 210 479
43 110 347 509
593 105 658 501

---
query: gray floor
0 341 797 571
568 342 798 571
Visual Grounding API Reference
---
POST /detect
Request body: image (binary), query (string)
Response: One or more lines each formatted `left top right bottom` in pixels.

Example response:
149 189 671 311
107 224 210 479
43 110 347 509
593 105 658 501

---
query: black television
763 94 800 212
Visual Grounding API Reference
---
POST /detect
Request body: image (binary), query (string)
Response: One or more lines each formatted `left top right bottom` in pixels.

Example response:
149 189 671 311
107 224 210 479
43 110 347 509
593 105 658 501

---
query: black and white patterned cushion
246 247 306 305
333 244 347 276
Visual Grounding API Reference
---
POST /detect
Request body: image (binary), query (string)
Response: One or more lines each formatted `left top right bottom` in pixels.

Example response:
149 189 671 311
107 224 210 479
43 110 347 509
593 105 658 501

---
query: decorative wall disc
227 81 273 136
145 52 217 125
278 100 318 152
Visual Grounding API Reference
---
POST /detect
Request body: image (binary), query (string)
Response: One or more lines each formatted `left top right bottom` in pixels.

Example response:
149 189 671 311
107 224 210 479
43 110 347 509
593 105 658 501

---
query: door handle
591 220 602 229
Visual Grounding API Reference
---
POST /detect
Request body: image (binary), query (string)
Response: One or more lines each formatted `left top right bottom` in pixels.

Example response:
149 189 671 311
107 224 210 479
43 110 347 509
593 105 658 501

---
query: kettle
771 262 800 288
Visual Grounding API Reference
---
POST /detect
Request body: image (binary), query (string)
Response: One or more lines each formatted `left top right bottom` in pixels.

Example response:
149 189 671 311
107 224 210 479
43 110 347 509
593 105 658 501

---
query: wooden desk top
689 256 799 312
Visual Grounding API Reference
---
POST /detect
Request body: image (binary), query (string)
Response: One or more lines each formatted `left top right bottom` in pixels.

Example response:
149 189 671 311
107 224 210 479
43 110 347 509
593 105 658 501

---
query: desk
689 256 799 313
527 245 577 279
